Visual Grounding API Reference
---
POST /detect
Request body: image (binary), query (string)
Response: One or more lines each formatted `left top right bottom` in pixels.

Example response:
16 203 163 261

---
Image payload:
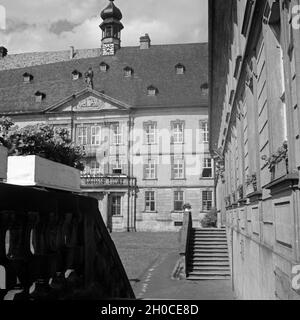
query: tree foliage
0 117 85 170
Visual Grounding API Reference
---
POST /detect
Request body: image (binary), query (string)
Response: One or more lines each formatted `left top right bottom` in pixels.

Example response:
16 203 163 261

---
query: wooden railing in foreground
0 183 135 300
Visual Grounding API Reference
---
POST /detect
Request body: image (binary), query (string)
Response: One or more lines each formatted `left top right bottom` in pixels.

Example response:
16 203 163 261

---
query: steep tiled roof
0 43 208 114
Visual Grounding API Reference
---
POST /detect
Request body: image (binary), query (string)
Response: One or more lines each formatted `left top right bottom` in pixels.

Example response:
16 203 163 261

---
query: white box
7 155 81 192
0 146 8 180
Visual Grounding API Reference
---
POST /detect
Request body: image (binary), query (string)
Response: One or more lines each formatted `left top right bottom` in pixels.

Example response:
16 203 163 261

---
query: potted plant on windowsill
261 141 288 181
1 118 85 192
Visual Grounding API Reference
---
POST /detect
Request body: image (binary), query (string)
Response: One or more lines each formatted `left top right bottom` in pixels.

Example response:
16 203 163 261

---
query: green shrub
0 117 85 170
201 208 218 228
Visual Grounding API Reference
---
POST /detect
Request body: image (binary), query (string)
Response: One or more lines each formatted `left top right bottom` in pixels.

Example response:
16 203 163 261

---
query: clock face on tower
102 43 115 56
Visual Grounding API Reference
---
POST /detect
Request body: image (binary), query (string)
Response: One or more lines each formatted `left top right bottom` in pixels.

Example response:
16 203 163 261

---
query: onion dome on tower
100 0 124 55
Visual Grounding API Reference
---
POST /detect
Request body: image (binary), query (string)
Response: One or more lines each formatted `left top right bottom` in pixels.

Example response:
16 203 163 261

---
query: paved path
133 250 236 300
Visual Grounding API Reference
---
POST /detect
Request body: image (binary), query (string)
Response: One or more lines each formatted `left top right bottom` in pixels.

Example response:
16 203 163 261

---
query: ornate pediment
46 90 130 113
73 96 107 110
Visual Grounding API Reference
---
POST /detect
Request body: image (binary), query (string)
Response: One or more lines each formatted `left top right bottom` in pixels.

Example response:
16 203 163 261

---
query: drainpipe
134 177 137 231
127 114 132 232
231 228 234 292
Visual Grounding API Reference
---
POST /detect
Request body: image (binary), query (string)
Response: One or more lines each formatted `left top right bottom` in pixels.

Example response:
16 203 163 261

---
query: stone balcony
81 174 136 188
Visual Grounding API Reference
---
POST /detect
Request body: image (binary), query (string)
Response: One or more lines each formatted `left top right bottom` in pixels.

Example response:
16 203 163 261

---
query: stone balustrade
0 182 135 300
81 174 136 187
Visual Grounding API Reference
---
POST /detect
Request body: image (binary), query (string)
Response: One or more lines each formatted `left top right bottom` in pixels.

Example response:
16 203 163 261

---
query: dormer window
23 72 33 83
147 85 158 96
123 66 133 77
99 62 109 72
201 83 209 95
175 63 185 75
72 70 82 80
35 91 46 103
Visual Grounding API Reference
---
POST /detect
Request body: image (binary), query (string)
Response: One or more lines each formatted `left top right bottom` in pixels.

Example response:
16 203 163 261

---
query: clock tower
100 0 124 56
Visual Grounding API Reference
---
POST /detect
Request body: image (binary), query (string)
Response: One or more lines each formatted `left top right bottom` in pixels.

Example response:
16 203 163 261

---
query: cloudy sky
0 0 208 54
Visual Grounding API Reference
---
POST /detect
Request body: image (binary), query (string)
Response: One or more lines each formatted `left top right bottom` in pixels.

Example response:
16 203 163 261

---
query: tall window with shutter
174 190 184 211
202 190 213 211
145 191 155 212
202 156 213 178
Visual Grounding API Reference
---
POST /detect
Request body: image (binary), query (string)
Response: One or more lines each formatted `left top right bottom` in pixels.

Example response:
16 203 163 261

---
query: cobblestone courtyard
111 232 235 300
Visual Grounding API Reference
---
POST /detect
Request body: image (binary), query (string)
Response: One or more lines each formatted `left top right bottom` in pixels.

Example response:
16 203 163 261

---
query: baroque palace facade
209 0 300 299
0 0 213 232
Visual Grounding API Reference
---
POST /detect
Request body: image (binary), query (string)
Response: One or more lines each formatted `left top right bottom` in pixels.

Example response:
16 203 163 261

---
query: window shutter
143 163 147 179
155 162 158 179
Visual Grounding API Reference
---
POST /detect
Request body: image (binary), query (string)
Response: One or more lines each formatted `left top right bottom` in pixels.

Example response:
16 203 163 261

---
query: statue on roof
84 67 94 89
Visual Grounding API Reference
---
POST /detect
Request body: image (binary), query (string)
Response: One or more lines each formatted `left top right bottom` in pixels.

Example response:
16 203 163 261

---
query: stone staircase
187 228 231 280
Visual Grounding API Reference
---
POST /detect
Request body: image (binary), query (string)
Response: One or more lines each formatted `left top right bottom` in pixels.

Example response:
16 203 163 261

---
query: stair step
191 247 228 252
191 258 230 263
189 261 230 266
191 253 229 258
187 276 231 280
194 228 225 231
191 242 227 246
188 266 230 271
193 229 226 234
188 270 231 276
193 235 227 241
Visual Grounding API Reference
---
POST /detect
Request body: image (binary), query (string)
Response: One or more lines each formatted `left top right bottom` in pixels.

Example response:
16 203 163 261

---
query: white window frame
174 190 184 211
202 156 213 178
91 126 101 145
145 122 157 145
202 190 213 211
90 160 101 175
78 126 88 145
145 191 155 212
112 123 122 145
200 121 209 143
145 159 156 180
111 195 122 216
173 123 184 144
173 159 185 179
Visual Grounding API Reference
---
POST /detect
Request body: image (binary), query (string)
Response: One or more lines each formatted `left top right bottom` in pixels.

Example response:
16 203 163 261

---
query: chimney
140 34 151 50
0 46 8 59
70 46 75 59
